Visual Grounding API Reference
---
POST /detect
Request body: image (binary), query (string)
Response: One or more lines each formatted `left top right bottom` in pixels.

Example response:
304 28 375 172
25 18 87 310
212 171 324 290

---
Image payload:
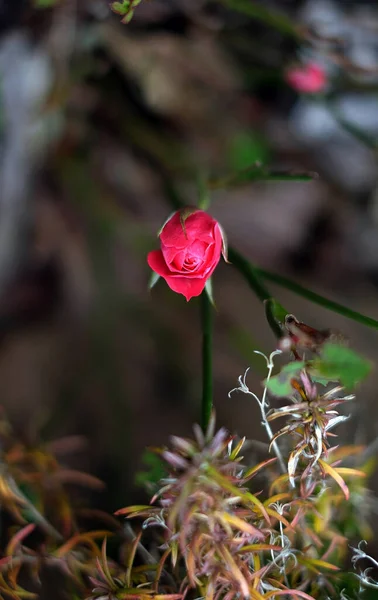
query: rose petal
147 249 173 278
200 223 222 277
184 212 215 243
148 213 224 301
162 245 187 270
164 276 207 301
201 244 217 276
181 257 201 273
159 212 190 249
169 248 187 271
187 240 208 259
286 63 326 94
147 250 207 300
160 210 216 247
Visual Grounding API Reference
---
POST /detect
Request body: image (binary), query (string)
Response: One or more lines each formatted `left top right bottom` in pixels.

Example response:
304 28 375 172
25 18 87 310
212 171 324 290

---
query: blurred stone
289 97 378 192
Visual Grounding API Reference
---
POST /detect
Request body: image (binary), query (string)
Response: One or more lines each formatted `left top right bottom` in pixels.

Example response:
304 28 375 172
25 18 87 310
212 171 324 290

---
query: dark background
0 0 377 523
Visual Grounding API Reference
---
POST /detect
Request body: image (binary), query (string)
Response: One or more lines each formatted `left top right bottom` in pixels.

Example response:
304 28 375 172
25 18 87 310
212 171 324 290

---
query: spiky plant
267 371 355 492
226 339 372 599
109 334 374 600
115 415 319 600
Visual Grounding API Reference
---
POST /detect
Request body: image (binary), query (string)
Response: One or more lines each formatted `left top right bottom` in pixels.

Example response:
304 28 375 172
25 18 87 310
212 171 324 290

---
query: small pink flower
285 62 327 94
147 209 226 301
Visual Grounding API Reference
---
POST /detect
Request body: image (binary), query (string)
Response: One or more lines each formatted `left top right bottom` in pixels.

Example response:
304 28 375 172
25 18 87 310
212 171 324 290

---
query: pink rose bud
148 209 225 301
285 62 327 94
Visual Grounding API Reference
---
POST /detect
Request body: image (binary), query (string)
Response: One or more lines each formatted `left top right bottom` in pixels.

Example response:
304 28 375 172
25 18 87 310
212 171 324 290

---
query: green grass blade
256 268 378 331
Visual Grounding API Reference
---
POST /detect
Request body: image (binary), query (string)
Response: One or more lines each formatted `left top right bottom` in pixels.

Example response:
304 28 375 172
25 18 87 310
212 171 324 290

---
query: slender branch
227 248 282 338
201 291 213 431
216 0 300 39
228 248 270 303
208 166 317 190
255 267 378 331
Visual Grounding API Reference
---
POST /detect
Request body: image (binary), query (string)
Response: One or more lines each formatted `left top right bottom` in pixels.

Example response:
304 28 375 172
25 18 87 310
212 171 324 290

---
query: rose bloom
285 62 327 94
147 209 225 301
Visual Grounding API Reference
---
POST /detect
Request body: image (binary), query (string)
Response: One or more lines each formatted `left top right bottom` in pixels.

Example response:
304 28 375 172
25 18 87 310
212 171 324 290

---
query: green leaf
313 343 371 390
218 223 229 263
209 163 317 190
197 174 211 211
310 373 338 386
111 1 130 15
135 451 166 489
264 298 288 337
121 9 134 23
149 271 160 290
265 361 305 397
229 132 270 172
266 298 288 324
205 278 216 308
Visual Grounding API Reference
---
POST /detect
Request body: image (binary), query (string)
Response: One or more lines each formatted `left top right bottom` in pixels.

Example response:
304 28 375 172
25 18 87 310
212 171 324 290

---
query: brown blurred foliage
0 0 377 528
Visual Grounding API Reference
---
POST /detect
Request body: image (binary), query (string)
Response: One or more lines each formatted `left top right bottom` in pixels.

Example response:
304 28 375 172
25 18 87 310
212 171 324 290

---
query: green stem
216 0 299 39
227 248 282 338
228 247 270 303
256 267 378 331
201 291 213 431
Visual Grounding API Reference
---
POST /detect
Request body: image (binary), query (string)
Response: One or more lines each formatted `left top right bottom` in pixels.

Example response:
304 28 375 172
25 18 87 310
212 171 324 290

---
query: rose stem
201 291 213 431
255 266 378 331
227 247 282 339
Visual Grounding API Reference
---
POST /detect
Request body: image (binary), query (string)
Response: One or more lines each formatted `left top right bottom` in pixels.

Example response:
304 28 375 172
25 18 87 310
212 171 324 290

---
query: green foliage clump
110 0 143 24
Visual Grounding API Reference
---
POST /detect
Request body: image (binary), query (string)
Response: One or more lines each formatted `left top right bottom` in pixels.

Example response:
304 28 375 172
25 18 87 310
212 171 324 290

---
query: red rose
285 62 327 94
147 209 225 301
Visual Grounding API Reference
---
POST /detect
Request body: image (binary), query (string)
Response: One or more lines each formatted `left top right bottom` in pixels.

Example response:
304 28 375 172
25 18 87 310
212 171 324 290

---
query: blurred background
0 0 378 519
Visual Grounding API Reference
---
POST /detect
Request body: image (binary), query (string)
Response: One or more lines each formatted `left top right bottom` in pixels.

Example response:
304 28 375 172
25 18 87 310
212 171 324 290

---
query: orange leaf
55 530 111 558
244 457 277 480
264 493 291 506
215 512 264 539
264 591 315 599
318 458 349 500
206 466 270 523
218 544 249 598
115 505 154 516
333 467 366 478
6 524 35 556
237 544 282 553
306 558 340 571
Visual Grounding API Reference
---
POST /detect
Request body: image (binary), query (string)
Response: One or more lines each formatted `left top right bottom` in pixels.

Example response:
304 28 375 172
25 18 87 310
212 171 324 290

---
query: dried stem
229 350 289 480
255 351 288 477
